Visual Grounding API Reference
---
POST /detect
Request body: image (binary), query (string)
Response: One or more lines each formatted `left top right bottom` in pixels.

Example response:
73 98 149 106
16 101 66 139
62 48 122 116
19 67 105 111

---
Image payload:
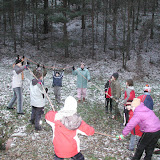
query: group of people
5 56 160 160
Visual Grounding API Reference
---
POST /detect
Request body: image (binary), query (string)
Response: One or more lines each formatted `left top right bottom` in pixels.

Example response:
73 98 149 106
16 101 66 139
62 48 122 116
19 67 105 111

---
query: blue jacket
52 71 64 87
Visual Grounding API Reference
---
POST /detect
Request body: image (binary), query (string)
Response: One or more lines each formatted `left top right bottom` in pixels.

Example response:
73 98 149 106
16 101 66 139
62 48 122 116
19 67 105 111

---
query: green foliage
49 14 68 23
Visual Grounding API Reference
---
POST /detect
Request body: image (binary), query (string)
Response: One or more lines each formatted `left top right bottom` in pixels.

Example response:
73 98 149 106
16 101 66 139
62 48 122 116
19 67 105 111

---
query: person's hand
72 66 75 70
45 88 48 93
116 135 124 140
110 96 113 99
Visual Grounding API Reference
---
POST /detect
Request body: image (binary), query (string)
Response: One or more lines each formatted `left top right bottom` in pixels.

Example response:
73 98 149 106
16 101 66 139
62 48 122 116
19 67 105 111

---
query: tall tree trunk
113 0 117 59
150 0 155 39
11 0 16 52
91 0 95 58
44 0 49 34
36 0 40 50
126 1 131 60
135 0 140 30
32 0 35 45
81 0 85 47
20 0 25 48
63 0 69 58
103 0 108 52
3 0 6 46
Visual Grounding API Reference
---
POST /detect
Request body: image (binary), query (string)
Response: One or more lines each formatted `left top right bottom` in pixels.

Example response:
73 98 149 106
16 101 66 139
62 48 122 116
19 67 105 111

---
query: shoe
35 127 42 131
7 107 16 110
17 112 25 115
77 100 81 103
83 98 85 102
29 120 34 125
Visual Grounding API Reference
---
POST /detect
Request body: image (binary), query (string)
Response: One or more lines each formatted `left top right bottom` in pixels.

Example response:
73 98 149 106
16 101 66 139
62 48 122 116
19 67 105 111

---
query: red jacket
105 80 112 98
128 110 143 136
124 90 135 101
45 111 94 158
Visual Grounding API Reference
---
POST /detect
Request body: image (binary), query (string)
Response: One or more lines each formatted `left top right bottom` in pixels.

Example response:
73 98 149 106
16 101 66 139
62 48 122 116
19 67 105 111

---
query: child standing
52 69 64 103
138 84 154 110
110 72 121 119
30 72 47 131
125 101 142 151
104 77 112 113
7 57 28 114
123 79 135 125
45 96 95 160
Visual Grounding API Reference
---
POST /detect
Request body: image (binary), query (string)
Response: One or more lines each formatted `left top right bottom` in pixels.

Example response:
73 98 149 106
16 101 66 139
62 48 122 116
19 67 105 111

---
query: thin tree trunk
63 0 69 58
91 0 95 58
3 0 6 46
135 0 140 30
36 0 40 50
150 0 155 39
113 0 117 59
44 0 49 34
32 0 35 45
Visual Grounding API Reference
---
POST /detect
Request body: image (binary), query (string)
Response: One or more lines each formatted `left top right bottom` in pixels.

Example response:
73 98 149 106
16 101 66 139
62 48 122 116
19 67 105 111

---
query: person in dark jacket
52 69 64 103
138 84 154 110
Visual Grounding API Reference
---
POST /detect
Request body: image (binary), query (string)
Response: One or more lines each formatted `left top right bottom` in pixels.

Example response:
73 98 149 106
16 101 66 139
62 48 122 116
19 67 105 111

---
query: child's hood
32 79 38 86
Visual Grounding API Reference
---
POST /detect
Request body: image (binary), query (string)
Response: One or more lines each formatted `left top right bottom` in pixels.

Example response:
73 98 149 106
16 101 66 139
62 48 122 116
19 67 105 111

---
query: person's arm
14 65 26 74
105 81 109 92
77 120 94 136
86 70 91 81
122 114 140 136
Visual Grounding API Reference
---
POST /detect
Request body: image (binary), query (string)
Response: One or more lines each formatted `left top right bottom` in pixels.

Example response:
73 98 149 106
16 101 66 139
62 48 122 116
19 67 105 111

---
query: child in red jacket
45 96 94 160
123 79 135 126
125 101 142 151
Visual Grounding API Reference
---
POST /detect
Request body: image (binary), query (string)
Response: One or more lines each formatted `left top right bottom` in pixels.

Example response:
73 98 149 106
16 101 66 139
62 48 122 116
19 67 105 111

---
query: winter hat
131 98 141 108
112 72 119 80
144 84 152 92
55 96 77 121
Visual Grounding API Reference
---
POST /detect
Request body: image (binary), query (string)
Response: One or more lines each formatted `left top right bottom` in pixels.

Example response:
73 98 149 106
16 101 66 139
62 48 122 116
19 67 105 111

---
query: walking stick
95 131 116 138
27 67 55 111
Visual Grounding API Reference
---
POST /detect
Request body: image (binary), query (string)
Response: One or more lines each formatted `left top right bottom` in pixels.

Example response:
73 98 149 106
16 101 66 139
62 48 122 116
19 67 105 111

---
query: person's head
55 96 77 121
56 72 60 77
126 79 134 86
144 84 151 93
80 63 84 70
126 100 132 110
111 72 119 81
35 72 43 80
131 98 141 112
15 59 22 66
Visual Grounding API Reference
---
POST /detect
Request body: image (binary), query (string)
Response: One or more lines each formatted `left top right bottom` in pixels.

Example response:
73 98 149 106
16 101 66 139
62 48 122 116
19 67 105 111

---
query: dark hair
126 79 134 86
35 71 42 79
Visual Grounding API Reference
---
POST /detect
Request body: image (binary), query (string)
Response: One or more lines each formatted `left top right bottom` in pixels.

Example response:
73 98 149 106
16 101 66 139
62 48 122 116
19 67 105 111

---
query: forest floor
0 47 160 160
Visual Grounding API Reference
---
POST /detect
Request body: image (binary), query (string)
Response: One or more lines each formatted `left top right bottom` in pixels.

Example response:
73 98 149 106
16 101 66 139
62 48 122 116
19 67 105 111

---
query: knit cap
144 84 152 92
55 96 77 121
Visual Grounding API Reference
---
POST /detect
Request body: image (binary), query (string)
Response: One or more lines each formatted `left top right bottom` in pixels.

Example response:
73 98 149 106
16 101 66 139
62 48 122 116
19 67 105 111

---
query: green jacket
72 68 91 88
111 80 121 99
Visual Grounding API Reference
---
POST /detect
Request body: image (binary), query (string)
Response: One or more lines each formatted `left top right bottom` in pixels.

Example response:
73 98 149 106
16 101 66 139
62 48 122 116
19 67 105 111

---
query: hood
127 86 134 90
61 113 82 130
55 96 77 121
134 102 151 113
32 79 38 86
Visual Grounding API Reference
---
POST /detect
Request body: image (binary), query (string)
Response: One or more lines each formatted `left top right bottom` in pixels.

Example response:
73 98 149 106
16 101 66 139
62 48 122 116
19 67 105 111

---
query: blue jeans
129 134 141 150
8 87 23 113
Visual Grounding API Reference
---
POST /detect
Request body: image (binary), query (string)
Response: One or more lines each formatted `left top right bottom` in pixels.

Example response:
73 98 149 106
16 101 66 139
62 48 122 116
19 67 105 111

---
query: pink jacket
123 103 160 136
45 111 94 158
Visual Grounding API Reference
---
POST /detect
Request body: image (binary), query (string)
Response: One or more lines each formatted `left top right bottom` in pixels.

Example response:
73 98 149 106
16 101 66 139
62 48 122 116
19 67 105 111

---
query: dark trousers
124 108 129 125
105 98 112 113
54 152 84 160
132 130 160 160
30 106 44 130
